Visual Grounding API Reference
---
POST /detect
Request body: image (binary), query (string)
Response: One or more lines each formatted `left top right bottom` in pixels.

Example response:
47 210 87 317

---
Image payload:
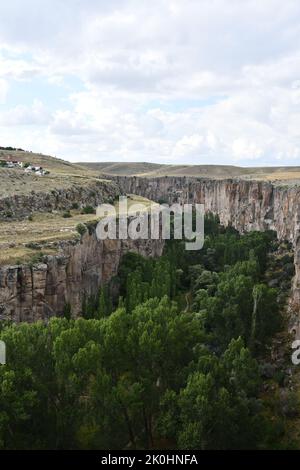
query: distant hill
0 149 94 176
81 162 162 176
0 150 102 198
1 148 300 192
80 161 300 182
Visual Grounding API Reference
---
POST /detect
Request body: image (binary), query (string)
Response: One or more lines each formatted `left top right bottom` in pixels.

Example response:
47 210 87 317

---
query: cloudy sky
0 0 300 165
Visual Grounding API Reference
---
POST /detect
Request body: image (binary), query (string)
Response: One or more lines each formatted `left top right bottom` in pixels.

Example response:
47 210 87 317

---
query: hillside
80 161 300 182
1 150 300 266
0 150 102 198
1 149 300 195
0 194 154 265
0 149 95 176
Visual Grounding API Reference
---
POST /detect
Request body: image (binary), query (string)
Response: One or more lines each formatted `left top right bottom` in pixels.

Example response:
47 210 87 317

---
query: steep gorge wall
1 174 300 325
0 231 164 322
116 176 300 311
0 179 120 220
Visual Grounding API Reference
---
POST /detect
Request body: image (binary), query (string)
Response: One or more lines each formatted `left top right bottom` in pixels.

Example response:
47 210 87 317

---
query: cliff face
116 176 300 310
0 232 164 322
1 174 299 325
0 179 120 220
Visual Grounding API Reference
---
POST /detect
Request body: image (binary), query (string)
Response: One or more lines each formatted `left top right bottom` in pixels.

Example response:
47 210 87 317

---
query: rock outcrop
0 179 120 220
1 174 300 326
0 230 164 322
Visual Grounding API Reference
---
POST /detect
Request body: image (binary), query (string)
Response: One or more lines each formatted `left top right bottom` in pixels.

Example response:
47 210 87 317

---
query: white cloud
0 100 50 126
0 0 300 164
0 79 8 103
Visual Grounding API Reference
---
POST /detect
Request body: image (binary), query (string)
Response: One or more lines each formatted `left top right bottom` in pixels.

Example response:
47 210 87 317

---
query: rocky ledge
0 178 120 220
0 228 164 322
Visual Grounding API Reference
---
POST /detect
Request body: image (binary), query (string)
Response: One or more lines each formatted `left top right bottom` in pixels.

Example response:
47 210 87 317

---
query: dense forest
0 214 297 449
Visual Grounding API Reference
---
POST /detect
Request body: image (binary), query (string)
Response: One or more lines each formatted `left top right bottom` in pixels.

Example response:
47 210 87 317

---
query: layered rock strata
0 179 120 220
116 176 300 312
0 230 164 322
1 174 300 326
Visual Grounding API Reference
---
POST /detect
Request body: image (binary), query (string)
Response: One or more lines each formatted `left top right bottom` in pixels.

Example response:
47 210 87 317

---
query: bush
62 211 72 218
76 223 87 236
71 202 79 210
25 242 41 250
28 252 45 266
158 198 168 205
81 206 95 215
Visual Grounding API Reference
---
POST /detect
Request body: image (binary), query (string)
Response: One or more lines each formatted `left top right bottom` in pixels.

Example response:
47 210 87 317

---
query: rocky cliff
116 175 300 314
0 178 120 220
0 229 164 322
1 174 300 326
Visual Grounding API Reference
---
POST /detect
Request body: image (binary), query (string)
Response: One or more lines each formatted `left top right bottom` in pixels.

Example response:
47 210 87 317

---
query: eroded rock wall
0 231 164 322
116 176 300 311
0 179 120 220
1 174 300 324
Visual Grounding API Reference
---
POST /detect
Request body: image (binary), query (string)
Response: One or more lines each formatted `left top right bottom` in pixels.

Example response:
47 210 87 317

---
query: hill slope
0 150 100 198
79 161 300 182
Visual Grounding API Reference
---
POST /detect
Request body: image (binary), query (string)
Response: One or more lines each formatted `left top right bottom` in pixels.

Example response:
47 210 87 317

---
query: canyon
0 173 299 330
115 175 300 322
0 178 120 220
0 232 164 322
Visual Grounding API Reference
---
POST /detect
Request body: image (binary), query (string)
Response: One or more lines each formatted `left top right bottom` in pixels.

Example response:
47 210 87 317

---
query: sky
0 0 300 166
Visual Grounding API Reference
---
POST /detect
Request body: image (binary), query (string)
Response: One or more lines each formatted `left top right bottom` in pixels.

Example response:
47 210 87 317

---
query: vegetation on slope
0 215 296 449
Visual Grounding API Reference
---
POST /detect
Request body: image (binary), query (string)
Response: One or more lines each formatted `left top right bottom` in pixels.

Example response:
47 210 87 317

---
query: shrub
81 205 95 215
28 252 45 266
76 223 87 236
63 303 72 320
25 242 41 250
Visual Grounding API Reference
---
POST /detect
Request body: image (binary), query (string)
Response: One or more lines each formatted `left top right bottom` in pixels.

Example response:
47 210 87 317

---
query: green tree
178 338 263 450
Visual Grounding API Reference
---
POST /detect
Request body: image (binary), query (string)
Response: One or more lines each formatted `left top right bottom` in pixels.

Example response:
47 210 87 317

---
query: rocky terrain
114 176 300 323
0 150 119 220
0 152 300 330
0 178 120 220
0 230 164 322
81 161 300 183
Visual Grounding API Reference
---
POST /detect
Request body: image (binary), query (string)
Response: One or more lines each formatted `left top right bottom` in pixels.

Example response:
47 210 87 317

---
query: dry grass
0 195 155 265
80 162 300 183
0 150 94 176
2 150 300 201
114 194 158 215
0 246 58 266
0 150 105 198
